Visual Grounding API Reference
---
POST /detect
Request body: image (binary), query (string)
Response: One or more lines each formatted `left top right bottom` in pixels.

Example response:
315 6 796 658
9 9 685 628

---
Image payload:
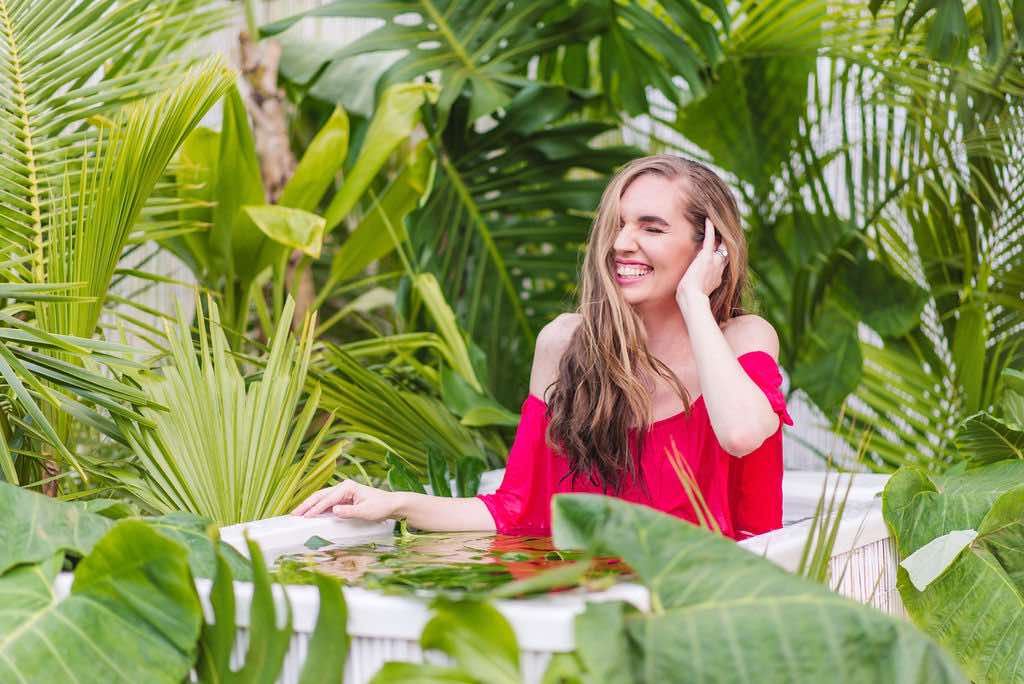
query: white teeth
616 265 652 277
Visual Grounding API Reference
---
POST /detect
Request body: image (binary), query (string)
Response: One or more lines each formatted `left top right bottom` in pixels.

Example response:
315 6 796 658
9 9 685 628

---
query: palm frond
0 0 232 264
36 59 233 341
114 296 339 523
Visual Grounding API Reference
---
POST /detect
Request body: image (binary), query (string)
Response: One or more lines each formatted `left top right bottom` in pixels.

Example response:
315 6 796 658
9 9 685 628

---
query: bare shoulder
529 313 582 401
722 314 780 361
537 312 582 347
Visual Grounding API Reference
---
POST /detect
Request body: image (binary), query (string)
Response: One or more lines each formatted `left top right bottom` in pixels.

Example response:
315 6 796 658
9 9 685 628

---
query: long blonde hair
545 155 750 493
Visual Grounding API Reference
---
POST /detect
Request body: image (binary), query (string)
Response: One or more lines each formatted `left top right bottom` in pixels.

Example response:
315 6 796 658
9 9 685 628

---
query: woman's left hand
676 217 727 309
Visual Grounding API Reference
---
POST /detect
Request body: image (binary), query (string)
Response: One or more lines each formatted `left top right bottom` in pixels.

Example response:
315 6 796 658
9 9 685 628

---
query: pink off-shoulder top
477 351 794 540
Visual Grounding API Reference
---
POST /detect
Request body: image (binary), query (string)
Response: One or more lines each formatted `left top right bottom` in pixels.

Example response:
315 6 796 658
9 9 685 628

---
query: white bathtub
53 470 899 683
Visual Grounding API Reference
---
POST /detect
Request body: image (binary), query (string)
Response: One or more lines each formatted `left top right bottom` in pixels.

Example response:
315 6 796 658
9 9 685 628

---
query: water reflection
274 531 632 597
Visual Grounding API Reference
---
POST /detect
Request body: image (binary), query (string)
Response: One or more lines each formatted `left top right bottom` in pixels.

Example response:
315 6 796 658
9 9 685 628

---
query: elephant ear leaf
899 529 978 591
0 521 202 684
883 463 1024 682
553 493 964 683
0 481 113 574
955 411 1024 465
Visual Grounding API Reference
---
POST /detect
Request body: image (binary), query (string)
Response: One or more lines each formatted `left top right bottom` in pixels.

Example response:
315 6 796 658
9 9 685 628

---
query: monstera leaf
552 494 965 683
883 461 1024 683
261 0 727 122
0 521 202 684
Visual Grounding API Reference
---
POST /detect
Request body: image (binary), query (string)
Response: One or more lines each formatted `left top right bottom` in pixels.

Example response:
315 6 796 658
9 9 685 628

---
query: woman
293 155 793 540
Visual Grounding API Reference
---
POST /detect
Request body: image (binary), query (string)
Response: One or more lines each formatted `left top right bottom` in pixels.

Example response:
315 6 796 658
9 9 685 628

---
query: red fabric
477 351 794 541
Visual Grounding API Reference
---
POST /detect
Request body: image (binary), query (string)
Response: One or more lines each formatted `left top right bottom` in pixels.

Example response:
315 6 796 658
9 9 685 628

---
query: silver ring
714 246 728 259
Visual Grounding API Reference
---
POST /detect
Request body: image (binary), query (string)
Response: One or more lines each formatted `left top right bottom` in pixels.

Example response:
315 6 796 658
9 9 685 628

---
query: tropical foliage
165 79 437 343
1 0 1022 681
112 297 340 524
883 383 1024 682
0 482 345 683
0 0 232 488
884 460 1024 683
366 492 965 683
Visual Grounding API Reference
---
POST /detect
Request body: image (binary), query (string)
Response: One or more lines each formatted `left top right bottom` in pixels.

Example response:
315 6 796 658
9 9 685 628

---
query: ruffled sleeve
739 351 794 427
727 351 793 540
476 395 555 535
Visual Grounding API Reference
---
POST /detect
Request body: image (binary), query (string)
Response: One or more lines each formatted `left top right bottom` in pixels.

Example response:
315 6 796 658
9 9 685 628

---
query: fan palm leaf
114 297 340 524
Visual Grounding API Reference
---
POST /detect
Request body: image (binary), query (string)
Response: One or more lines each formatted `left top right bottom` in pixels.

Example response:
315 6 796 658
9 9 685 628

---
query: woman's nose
613 225 637 253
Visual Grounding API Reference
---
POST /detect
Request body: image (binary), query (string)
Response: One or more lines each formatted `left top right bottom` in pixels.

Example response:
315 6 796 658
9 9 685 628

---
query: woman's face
611 174 702 308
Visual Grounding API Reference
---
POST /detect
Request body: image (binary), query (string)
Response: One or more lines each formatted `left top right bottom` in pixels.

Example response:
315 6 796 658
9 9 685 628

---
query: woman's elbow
720 415 781 457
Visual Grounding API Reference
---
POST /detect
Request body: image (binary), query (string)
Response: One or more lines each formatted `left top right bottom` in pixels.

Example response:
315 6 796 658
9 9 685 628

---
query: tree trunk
238 30 314 331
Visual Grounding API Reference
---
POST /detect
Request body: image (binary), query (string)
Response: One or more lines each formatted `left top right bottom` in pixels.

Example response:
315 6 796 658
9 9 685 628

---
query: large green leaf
955 411 1024 464
834 257 929 338
369 598 520 684
215 84 268 278
790 305 863 411
144 512 253 581
261 0 725 122
242 205 326 258
321 82 437 233
196 535 348 684
883 462 1024 682
277 31 403 117
0 481 112 574
677 52 815 198
278 106 350 212
0 482 250 580
553 493 965 683
325 137 434 287
0 521 202 684
420 598 520 684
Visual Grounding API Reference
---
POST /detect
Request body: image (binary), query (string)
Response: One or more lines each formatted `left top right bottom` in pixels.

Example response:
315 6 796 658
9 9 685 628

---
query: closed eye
644 227 665 233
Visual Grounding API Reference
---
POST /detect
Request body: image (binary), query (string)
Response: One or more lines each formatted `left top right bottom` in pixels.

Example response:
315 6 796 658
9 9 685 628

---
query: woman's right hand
291 480 400 522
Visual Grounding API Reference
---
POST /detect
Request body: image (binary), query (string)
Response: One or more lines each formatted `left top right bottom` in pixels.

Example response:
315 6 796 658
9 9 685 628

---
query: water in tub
273 530 634 597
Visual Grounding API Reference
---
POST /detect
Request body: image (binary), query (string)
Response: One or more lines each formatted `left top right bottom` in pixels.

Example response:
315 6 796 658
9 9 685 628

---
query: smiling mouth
615 265 653 281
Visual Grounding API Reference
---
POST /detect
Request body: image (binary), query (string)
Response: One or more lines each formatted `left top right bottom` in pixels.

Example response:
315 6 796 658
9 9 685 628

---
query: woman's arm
393 491 496 531
293 316 574 531
291 479 496 531
676 219 781 457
